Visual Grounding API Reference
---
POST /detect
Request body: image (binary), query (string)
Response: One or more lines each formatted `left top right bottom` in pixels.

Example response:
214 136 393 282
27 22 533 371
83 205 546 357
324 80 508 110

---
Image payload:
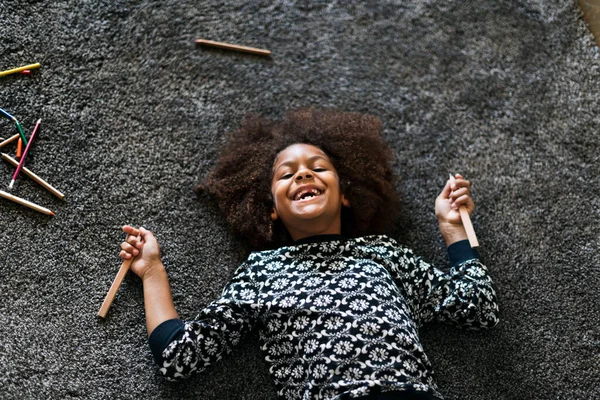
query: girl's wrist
438 222 468 246
142 262 167 282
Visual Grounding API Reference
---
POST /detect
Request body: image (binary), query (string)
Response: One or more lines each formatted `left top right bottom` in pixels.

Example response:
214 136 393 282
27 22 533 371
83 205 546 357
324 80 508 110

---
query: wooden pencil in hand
449 174 479 247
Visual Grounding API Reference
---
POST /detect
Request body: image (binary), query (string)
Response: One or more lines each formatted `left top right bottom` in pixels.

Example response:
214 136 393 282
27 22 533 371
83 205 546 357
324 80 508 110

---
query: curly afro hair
196 108 400 250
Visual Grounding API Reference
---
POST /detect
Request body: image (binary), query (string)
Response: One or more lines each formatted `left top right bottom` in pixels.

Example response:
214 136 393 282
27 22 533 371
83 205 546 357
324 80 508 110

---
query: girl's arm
392 246 500 329
120 225 179 335
151 261 261 380
121 225 261 380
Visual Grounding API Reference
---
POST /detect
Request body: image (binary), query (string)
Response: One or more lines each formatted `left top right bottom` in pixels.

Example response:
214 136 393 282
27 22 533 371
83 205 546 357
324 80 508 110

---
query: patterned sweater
148 235 499 400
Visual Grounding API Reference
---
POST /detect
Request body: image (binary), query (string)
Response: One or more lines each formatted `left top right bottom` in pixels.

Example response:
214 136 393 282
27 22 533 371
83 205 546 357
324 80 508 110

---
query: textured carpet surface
1 1 599 399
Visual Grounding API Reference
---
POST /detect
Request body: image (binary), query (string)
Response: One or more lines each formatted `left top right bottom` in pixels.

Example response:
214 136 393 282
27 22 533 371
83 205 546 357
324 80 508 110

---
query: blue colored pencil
0 107 28 145
0 106 16 121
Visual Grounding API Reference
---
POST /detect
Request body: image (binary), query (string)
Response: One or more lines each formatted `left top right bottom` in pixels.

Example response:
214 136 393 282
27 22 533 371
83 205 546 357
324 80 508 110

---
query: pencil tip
49 211 55 216
8 180 14 189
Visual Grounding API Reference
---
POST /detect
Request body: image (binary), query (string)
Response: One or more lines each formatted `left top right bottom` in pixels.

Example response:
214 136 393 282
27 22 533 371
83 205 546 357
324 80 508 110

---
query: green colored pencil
14 120 28 146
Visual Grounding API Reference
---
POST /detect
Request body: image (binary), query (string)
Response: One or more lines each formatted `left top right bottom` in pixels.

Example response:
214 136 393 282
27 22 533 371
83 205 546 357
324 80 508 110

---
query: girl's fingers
126 235 143 248
121 241 139 256
452 179 470 190
449 187 470 201
119 250 133 259
451 194 474 210
122 225 140 237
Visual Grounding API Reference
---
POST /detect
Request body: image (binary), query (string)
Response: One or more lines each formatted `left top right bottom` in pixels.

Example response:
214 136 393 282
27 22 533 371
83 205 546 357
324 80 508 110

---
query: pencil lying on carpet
16 138 22 158
0 189 54 216
0 63 41 77
0 134 20 148
195 39 271 56
98 246 135 318
0 107 28 146
14 120 28 146
449 174 479 247
1 153 65 199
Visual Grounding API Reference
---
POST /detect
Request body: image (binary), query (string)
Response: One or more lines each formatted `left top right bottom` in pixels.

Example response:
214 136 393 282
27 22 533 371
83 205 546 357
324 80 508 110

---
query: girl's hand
119 225 164 280
435 174 475 245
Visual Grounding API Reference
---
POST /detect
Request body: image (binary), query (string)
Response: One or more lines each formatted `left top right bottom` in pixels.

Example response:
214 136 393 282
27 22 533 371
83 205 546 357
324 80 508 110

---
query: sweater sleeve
150 261 262 380
387 240 499 329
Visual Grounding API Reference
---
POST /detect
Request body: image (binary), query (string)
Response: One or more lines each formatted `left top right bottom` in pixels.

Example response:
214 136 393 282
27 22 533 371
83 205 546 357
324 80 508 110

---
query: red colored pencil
9 119 41 189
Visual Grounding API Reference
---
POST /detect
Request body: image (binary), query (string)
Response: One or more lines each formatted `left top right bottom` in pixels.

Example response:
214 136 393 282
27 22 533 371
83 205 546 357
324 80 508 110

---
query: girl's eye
281 173 293 180
313 167 326 172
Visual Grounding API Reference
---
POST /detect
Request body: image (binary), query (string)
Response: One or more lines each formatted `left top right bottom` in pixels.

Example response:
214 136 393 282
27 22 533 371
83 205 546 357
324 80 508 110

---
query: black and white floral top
149 235 499 400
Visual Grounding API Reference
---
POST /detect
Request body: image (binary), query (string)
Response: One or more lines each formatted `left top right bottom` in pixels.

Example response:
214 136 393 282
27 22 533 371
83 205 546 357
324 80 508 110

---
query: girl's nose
296 169 313 180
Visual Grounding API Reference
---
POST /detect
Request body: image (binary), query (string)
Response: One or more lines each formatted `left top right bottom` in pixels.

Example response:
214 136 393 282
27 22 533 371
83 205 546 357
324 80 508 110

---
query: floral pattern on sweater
155 235 499 400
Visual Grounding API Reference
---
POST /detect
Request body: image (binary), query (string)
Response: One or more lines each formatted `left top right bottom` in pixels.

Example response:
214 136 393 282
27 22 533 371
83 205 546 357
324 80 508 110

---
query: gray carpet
1 1 598 399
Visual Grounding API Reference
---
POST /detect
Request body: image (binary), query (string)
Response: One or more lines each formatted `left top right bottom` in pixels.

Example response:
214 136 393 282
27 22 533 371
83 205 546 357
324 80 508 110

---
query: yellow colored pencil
0 189 54 216
0 63 41 77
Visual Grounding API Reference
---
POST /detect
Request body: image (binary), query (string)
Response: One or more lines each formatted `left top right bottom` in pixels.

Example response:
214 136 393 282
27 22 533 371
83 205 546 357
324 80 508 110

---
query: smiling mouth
293 188 323 201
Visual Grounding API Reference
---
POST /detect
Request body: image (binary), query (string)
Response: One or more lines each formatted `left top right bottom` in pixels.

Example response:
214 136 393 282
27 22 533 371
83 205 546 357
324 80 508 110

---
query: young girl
119 108 499 400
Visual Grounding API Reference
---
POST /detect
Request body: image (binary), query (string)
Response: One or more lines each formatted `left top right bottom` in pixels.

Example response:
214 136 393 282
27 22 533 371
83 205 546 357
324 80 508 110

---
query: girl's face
271 144 349 241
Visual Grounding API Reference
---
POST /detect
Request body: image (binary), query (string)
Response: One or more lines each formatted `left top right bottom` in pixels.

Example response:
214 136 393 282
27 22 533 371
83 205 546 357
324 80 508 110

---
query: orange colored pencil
15 138 22 158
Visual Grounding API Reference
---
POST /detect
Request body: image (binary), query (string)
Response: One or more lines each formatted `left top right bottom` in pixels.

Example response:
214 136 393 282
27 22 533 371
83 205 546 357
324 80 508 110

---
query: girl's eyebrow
273 155 330 173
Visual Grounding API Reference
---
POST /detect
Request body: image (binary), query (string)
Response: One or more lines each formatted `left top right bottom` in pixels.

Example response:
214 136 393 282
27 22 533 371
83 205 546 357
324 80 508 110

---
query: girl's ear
342 194 350 207
271 207 279 221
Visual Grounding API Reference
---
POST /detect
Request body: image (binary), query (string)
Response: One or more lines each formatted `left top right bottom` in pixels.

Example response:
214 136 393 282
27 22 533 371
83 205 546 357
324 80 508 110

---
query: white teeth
294 188 321 200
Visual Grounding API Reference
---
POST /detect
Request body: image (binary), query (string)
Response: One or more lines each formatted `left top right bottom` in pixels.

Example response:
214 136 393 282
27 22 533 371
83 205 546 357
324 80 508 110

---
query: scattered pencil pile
1 63 65 216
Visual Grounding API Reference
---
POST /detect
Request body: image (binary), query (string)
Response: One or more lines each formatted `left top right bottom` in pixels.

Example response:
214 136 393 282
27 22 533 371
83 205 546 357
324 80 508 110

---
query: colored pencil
16 138 22 158
0 133 19 148
14 120 28 146
0 189 54 216
98 254 135 318
10 119 41 189
195 39 271 56
0 63 41 77
0 106 16 121
1 108 28 146
449 174 479 247
1 153 65 199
